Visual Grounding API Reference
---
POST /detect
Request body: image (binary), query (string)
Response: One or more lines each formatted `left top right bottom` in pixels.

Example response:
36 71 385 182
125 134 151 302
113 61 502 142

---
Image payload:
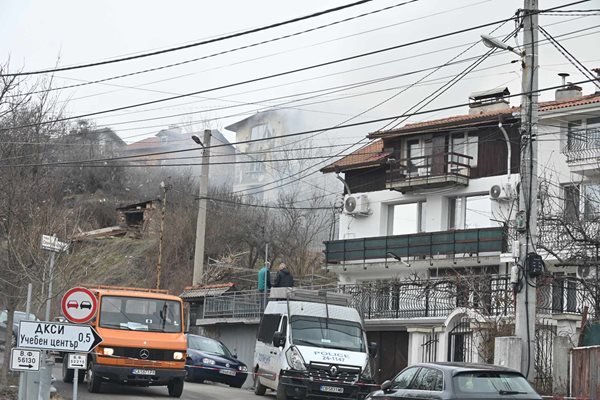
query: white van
253 288 376 400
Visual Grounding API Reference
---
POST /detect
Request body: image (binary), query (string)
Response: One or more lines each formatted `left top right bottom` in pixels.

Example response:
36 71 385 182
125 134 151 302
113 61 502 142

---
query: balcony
386 152 472 192
324 227 507 265
563 127 600 168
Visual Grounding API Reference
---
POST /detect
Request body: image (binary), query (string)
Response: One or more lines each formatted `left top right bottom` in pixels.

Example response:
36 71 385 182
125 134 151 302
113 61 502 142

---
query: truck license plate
320 385 344 393
220 369 236 376
132 369 156 375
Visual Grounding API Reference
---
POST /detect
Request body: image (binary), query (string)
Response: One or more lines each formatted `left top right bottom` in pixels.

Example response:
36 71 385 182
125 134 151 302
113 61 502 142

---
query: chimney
593 68 600 94
555 73 582 101
468 87 511 115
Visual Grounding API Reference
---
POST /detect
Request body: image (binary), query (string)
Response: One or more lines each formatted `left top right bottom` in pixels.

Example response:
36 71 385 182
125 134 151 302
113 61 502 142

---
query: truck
253 288 376 400
61 285 187 397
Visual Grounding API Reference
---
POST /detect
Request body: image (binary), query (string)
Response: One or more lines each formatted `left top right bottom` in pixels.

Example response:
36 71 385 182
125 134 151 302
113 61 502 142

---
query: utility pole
156 181 169 289
192 129 212 285
515 0 539 381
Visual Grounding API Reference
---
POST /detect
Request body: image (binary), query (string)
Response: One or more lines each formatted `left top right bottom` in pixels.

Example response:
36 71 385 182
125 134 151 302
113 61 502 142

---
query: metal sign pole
73 366 78 400
17 284 33 400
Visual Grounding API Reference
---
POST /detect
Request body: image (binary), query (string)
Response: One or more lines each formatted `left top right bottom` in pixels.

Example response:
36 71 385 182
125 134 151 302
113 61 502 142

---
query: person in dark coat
273 263 294 287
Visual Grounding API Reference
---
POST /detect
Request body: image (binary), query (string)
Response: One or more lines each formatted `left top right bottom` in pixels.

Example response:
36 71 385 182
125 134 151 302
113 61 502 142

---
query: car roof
410 362 522 375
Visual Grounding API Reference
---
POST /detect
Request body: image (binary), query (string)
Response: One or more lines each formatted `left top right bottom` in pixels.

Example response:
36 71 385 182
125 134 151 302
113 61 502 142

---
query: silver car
0 310 38 348
366 362 541 400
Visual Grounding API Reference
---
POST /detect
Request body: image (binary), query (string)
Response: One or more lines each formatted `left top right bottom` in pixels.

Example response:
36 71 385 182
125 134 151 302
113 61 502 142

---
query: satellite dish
489 185 502 199
345 196 357 213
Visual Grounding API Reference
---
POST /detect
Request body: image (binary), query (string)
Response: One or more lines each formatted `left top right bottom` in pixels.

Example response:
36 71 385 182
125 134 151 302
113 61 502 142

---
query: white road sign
68 353 88 370
10 348 41 372
18 321 102 352
41 234 69 252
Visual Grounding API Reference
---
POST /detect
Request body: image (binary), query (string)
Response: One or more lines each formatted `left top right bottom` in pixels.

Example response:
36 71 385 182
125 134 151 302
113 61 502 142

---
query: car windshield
1 311 38 324
99 296 182 333
454 372 537 394
188 335 232 357
290 316 365 352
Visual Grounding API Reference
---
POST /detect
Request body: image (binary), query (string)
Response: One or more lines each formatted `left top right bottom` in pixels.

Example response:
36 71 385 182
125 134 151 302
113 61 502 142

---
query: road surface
52 364 275 400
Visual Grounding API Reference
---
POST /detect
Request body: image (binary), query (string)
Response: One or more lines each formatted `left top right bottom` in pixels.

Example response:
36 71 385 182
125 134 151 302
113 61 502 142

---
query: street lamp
192 129 212 285
481 1 539 380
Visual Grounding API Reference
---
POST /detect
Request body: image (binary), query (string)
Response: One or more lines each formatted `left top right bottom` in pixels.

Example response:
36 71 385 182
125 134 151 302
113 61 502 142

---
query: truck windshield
290 316 365 352
99 296 182 333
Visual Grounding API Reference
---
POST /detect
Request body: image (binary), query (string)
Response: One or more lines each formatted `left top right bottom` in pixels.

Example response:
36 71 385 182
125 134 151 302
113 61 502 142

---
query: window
409 367 443 391
160 136 168 144
584 184 600 217
450 133 478 167
388 201 426 235
250 124 273 141
391 367 419 389
563 185 580 220
566 118 600 152
257 314 281 343
449 195 495 230
99 296 182 333
454 372 536 394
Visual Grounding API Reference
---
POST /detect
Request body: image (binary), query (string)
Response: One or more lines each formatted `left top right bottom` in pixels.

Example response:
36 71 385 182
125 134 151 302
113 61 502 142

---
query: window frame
408 366 444 391
390 367 420 390
257 313 282 344
387 201 427 235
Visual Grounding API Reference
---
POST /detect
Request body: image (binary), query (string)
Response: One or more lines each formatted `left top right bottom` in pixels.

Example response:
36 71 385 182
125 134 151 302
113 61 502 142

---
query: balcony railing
563 127 600 163
198 277 598 323
386 152 472 192
324 227 507 264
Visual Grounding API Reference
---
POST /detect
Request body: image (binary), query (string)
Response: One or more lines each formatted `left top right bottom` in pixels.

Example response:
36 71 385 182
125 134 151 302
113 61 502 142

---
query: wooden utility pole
156 181 169 289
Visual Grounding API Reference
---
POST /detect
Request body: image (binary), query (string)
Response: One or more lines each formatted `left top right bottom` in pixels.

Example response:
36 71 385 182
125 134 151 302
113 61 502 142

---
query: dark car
185 334 248 388
366 362 542 400
0 310 39 348
80 301 92 310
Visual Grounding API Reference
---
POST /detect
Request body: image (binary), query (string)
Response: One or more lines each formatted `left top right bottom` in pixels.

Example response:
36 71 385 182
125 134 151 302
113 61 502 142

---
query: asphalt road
52 364 276 400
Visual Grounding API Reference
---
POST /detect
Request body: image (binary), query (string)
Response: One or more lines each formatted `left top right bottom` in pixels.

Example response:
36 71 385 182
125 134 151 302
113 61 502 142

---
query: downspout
498 121 512 180
336 172 352 195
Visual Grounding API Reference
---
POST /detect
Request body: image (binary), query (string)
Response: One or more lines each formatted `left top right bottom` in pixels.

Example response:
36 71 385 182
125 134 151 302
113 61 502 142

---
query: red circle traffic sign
61 287 97 324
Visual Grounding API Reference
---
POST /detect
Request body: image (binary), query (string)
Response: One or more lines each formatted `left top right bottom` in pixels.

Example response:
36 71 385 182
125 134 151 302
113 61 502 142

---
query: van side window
280 316 287 337
257 314 281 343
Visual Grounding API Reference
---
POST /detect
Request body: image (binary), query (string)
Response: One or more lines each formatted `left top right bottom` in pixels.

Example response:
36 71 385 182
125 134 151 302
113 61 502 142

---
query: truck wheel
254 379 267 396
168 378 184 398
87 362 102 393
276 382 289 400
62 361 74 383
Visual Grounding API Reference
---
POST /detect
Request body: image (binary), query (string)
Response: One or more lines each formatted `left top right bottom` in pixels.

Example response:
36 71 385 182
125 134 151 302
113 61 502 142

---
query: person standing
258 262 272 292
273 263 294 288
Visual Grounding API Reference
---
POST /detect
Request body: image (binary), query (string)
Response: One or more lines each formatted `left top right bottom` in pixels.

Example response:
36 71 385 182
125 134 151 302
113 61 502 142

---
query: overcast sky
1 0 598 145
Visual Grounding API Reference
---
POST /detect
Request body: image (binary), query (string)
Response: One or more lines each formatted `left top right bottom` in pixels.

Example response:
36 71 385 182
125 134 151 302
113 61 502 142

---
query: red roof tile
321 140 388 172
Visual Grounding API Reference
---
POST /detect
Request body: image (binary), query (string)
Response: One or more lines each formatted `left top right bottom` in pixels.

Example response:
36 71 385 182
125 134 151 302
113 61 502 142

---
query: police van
253 288 375 400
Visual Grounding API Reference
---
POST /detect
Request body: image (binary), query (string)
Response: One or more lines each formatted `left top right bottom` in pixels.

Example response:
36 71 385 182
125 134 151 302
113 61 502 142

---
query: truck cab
62 285 187 397
253 288 375 400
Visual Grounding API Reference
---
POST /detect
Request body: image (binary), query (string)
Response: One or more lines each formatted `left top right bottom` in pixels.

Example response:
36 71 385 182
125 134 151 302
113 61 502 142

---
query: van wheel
254 379 267 396
62 361 74 383
276 382 289 400
168 378 184 397
87 362 101 393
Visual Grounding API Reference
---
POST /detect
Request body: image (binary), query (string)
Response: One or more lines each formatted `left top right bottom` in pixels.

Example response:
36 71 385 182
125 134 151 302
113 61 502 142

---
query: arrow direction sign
10 348 41 372
18 321 102 352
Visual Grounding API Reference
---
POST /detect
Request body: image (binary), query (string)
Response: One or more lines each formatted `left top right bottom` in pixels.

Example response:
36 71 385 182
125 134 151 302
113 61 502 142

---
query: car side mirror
381 380 392 391
368 342 378 358
272 331 286 348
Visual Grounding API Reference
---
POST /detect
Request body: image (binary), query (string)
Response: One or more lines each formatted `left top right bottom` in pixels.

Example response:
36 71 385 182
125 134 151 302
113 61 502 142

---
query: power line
0 0 379 77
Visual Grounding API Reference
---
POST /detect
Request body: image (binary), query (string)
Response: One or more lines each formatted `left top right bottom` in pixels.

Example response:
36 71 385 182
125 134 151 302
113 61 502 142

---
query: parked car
0 310 39 348
185 334 248 388
366 362 541 400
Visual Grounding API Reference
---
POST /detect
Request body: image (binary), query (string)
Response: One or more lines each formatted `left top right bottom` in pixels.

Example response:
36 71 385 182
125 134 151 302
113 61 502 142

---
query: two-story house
321 76 600 384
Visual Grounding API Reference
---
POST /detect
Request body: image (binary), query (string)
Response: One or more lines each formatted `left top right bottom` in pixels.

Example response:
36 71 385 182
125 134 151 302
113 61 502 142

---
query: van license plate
320 385 343 393
220 369 236 376
132 369 156 375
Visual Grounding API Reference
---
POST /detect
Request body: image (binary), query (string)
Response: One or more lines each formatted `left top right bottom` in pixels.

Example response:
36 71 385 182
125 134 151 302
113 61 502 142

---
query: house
320 75 600 385
116 199 161 236
64 125 126 156
124 126 236 187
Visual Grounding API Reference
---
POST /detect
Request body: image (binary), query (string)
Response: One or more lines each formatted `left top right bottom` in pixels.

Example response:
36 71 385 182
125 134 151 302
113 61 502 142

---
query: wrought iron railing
324 227 507 264
198 277 599 322
386 152 472 186
563 127 600 162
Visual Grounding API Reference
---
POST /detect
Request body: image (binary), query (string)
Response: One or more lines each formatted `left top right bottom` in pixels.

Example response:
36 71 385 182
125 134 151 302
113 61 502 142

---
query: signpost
40 234 69 252
17 320 102 352
10 348 41 372
61 287 98 324
67 354 87 400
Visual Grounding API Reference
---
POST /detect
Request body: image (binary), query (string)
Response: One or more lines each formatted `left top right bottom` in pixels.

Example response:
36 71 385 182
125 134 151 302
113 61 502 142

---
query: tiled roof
320 140 388 173
323 93 600 173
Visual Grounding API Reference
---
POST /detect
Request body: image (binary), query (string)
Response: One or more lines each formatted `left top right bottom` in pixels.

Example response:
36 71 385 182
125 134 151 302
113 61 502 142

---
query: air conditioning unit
344 194 370 216
489 182 517 201
577 265 598 280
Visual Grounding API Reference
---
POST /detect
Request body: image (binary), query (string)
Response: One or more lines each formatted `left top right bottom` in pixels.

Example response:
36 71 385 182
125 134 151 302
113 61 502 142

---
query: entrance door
367 331 408 383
